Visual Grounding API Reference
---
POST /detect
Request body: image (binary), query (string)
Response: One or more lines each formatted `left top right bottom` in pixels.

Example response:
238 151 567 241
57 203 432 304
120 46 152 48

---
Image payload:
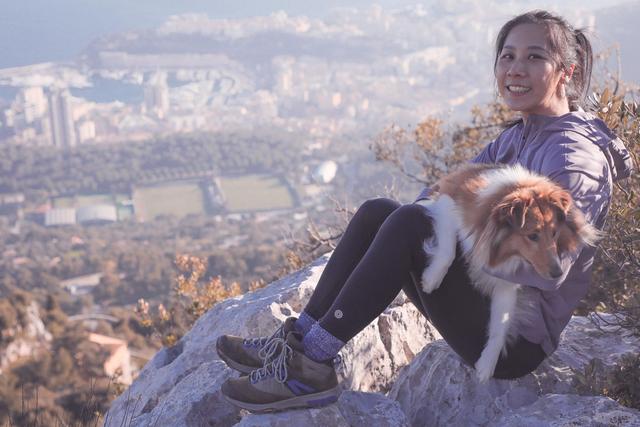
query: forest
0 128 305 201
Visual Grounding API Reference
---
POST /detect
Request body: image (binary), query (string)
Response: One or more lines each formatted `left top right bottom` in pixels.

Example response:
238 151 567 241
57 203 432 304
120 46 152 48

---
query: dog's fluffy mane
420 163 602 379
449 164 600 270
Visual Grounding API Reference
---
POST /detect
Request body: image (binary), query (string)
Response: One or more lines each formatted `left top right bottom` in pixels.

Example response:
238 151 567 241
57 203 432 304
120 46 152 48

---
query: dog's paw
420 269 444 294
474 356 496 383
421 257 450 293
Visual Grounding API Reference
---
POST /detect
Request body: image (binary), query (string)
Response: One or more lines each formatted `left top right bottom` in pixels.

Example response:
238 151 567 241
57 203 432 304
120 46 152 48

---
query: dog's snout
549 264 563 279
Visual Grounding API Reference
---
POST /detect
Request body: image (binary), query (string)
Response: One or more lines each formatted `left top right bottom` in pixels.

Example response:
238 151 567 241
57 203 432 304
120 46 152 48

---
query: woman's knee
355 197 401 229
383 203 434 234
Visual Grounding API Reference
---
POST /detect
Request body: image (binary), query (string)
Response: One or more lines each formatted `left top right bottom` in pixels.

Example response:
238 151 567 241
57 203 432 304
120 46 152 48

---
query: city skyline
0 0 632 68
1 1 638 152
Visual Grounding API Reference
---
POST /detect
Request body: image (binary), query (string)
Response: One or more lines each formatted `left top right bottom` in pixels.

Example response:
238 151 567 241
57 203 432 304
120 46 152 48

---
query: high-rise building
144 72 170 118
47 90 77 149
76 120 96 144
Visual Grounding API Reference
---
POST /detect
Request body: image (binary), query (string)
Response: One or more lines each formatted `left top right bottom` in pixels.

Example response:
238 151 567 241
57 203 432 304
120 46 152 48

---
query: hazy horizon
1 0 634 69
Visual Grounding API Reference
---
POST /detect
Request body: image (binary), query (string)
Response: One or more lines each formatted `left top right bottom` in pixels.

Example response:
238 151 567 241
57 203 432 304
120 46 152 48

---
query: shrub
583 87 640 336
134 254 265 347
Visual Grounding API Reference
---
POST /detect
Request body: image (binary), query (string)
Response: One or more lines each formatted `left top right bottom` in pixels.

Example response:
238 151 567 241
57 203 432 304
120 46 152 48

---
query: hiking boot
221 331 341 413
216 317 297 374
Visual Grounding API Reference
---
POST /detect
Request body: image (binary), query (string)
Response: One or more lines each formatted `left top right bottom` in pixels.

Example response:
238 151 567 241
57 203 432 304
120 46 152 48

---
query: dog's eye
527 233 539 242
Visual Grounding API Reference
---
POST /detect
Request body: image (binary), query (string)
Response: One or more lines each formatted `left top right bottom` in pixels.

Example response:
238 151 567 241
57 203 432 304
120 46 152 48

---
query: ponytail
570 29 593 111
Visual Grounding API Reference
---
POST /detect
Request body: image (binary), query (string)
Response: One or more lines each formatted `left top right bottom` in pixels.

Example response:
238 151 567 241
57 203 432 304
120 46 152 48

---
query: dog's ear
495 193 531 229
549 189 572 222
564 204 602 247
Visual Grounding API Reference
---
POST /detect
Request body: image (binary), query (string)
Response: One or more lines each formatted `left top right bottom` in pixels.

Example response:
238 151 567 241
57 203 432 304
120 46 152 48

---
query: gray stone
236 391 409 427
0 301 52 374
389 313 640 427
496 394 640 427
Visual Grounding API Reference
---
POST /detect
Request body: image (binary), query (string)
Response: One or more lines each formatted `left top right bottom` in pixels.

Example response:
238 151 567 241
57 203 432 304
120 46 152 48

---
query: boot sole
222 386 341 413
216 341 261 375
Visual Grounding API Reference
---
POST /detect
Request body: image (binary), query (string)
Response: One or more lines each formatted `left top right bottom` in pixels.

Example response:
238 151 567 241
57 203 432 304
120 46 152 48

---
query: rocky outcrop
496 394 640 426
105 254 437 426
235 391 410 427
105 254 640 426
389 315 640 426
0 301 52 373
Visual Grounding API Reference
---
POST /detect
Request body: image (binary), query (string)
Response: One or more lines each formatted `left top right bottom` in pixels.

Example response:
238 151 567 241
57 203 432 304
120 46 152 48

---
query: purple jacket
416 111 633 355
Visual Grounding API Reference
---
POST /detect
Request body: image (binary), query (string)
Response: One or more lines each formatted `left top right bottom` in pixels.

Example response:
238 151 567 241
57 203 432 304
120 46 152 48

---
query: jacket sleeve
481 133 610 291
471 135 501 164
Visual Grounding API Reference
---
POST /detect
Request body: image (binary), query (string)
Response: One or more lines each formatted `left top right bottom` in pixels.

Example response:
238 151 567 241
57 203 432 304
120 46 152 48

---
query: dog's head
487 185 600 279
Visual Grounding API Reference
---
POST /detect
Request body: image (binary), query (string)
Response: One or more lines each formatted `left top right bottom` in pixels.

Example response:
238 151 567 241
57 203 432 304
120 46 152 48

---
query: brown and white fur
417 163 600 382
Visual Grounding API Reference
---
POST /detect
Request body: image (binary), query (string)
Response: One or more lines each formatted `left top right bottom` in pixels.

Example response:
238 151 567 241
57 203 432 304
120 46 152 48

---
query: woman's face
495 23 569 119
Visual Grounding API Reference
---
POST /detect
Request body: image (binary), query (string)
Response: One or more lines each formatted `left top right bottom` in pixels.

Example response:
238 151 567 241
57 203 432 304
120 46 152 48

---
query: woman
217 10 633 412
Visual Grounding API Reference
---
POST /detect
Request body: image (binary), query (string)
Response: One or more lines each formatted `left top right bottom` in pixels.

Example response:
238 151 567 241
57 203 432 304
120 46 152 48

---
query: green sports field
218 174 296 212
132 182 206 221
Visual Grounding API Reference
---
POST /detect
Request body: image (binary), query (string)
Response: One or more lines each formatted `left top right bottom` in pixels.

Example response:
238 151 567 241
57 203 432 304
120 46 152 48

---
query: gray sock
302 323 345 362
294 311 316 336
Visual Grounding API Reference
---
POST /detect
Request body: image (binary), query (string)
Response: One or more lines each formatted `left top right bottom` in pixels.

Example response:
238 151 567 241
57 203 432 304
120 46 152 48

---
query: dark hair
494 10 593 111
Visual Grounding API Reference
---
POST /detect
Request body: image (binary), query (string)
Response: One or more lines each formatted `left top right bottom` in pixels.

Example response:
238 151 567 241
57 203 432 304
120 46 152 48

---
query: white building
88 333 133 385
76 120 96 143
44 208 76 226
60 272 104 295
76 204 117 224
19 87 47 123
313 160 338 184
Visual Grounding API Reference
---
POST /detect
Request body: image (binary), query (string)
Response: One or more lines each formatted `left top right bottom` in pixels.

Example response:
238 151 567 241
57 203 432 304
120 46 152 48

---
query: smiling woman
496 24 569 118
493 12 592 120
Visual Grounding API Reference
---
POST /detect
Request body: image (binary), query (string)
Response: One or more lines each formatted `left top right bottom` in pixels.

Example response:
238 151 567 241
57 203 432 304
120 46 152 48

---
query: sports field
65 175 297 221
132 182 206 221
218 174 296 212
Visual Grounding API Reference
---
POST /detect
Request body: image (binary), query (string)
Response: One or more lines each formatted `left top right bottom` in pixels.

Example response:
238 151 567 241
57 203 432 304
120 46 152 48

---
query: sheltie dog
416 163 600 382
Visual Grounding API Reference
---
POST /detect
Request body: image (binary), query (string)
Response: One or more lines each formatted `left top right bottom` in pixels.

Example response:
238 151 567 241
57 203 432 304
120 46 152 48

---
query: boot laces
241 322 287 355
249 337 293 384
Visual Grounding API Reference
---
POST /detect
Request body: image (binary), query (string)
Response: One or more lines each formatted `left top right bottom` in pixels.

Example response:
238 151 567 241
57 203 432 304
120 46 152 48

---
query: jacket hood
526 111 634 181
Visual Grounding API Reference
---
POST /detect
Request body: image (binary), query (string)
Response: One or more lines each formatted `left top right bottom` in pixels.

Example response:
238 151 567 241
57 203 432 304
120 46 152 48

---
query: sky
0 0 419 68
0 0 631 69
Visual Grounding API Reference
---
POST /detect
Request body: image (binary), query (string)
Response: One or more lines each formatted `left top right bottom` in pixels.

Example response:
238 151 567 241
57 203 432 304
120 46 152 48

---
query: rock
105 254 438 426
340 296 440 393
495 394 640 427
105 360 239 427
0 301 52 373
389 313 640 427
236 391 409 427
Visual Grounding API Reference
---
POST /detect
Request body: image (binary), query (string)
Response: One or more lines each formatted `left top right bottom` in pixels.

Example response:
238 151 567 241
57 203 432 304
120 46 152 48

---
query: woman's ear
565 63 575 81
561 63 575 84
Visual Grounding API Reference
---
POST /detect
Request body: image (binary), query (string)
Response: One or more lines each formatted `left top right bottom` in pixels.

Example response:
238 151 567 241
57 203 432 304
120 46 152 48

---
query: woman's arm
482 251 580 292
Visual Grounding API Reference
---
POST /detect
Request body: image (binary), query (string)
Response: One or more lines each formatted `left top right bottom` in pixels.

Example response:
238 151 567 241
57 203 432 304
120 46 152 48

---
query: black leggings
303 197 546 380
